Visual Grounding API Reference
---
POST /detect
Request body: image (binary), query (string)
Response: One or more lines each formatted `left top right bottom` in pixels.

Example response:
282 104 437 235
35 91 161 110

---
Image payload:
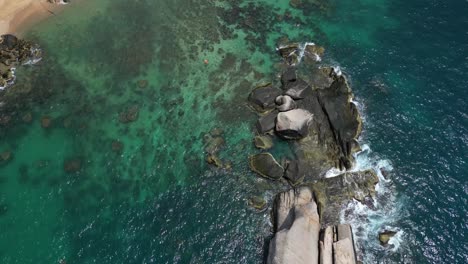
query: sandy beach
0 0 65 35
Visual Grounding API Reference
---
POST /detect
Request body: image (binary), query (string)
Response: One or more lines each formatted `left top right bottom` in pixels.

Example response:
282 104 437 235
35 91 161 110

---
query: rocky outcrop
267 187 357 264
268 187 320 264
276 109 313 139
379 230 397 246
249 153 284 180
0 34 41 89
248 84 282 113
254 135 273 150
310 170 379 225
247 43 373 263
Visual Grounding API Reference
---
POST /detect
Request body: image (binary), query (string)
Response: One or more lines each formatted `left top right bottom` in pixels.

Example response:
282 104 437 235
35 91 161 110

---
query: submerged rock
119 106 139 123
249 153 284 180
254 135 273 150
248 196 267 210
111 140 124 153
41 116 52 128
379 230 397 246
275 109 313 139
64 158 81 173
0 150 12 164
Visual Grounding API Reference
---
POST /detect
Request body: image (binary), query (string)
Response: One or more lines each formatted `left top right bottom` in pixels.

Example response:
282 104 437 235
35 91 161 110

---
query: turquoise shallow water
0 0 467 263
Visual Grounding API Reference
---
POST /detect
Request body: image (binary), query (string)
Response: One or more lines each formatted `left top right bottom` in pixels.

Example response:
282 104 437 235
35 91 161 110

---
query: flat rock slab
249 153 284 180
248 84 282 113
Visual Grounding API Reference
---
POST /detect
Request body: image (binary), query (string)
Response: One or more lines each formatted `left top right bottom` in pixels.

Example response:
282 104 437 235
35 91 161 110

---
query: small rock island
247 42 379 263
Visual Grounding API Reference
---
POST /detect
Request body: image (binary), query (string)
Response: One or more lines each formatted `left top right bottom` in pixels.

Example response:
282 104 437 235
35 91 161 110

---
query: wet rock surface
0 34 41 89
267 187 357 264
249 153 284 180
378 230 397 246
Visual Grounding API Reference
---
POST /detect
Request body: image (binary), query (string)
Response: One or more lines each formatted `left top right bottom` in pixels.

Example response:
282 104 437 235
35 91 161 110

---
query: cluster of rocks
267 187 357 264
247 42 384 262
0 35 41 90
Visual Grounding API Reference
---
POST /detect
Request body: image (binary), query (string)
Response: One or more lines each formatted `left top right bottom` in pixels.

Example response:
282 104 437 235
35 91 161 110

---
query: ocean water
0 0 466 263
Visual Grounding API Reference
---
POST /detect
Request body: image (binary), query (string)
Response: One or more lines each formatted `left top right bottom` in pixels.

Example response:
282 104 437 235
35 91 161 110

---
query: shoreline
0 0 66 36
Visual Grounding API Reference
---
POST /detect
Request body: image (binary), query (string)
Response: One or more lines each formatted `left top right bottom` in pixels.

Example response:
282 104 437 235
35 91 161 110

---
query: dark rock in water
119 106 139 123
256 110 278 134
248 84 282 113
249 153 284 180
41 116 52 128
64 158 82 173
111 140 124 153
309 170 379 226
206 154 223 168
137 79 148 88
204 136 225 154
22 112 33 123
248 196 267 210
277 43 300 65
379 230 397 246
275 109 313 139
0 150 12 164
284 160 306 186
275 95 296 112
281 67 297 85
284 79 311 99
317 75 362 169
254 135 273 150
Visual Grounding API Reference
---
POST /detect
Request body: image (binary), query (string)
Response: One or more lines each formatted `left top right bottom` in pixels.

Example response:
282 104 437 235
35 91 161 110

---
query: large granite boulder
267 187 320 264
249 153 284 180
275 109 313 139
275 95 296 112
248 84 282 113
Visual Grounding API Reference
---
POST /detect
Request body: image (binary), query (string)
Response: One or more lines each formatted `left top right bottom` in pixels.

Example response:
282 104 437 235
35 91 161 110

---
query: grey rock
268 187 320 264
275 109 313 139
275 95 297 112
248 84 282 113
281 67 297 85
249 153 284 180
256 111 278 134
284 79 311 99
